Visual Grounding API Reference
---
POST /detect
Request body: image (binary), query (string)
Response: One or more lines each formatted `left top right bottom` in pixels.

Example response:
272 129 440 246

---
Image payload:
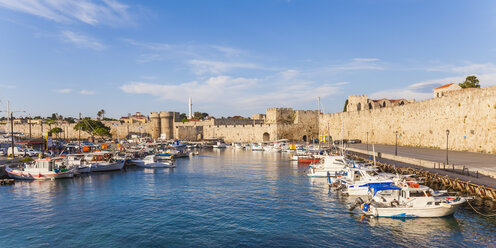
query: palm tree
97 109 106 120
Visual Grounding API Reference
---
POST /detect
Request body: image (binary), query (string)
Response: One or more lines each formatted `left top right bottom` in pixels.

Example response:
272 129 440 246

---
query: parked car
23 148 42 157
348 139 362 144
333 139 349 145
7 147 27 157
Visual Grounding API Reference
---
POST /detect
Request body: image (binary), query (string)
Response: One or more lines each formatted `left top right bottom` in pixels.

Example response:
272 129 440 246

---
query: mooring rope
466 199 496 217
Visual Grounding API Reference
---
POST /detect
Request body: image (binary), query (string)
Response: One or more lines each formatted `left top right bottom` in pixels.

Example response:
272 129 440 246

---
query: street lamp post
395 131 398 156
366 131 369 153
446 129 450 165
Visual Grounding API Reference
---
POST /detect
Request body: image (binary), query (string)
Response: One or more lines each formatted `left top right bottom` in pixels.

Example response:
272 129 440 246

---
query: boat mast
318 96 320 150
341 113 344 156
78 113 81 153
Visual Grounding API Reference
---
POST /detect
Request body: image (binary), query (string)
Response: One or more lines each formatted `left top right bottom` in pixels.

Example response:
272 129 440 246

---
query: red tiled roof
434 83 454 90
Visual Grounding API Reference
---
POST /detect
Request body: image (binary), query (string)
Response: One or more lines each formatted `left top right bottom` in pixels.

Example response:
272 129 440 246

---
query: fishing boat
306 155 348 177
333 166 396 195
250 143 264 151
213 142 227 149
360 183 466 218
5 158 75 180
298 155 321 164
85 152 125 172
132 155 176 168
65 154 91 173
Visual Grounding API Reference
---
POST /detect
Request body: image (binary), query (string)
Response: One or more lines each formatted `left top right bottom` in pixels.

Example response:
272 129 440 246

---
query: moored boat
133 155 176 168
5 158 74 180
360 184 466 218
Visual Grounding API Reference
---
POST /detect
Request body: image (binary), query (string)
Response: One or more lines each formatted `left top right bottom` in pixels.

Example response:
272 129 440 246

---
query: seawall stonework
319 86 496 153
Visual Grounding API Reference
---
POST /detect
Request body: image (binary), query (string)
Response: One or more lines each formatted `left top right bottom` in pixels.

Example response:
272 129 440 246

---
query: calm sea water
1 150 495 247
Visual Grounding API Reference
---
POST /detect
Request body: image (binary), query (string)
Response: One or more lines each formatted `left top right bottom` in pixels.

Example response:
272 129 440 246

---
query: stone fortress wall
173 108 319 143
319 86 496 153
5 85 492 152
0 121 152 140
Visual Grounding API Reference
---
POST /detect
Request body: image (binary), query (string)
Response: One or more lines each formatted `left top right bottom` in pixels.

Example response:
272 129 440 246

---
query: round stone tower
160 111 174 140
149 112 161 140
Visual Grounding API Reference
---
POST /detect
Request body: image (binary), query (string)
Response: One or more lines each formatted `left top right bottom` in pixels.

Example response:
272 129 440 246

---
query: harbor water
1 150 495 247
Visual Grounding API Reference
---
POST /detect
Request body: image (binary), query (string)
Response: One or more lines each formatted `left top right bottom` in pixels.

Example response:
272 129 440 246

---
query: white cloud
324 58 385 72
426 63 496 75
188 60 259 75
352 58 380 62
210 45 245 57
369 74 496 101
122 39 172 51
54 88 72 94
120 73 342 110
142 76 157 80
60 30 105 50
0 84 15 89
334 82 350 86
80 90 95 95
0 0 131 26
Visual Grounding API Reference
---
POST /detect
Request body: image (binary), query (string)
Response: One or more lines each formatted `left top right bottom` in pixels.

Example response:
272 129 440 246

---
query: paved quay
346 143 496 188
348 143 496 170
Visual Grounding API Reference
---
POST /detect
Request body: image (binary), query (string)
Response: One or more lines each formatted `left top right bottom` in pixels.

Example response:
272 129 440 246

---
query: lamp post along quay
446 129 450 165
395 131 398 156
1 101 26 158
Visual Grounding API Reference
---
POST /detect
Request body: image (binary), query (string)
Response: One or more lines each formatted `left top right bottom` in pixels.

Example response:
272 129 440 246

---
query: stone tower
149 112 161 139
347 95 369 112
160 111 174 139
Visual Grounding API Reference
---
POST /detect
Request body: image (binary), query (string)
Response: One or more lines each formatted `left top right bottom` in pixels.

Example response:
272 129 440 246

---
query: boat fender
361 203 369 212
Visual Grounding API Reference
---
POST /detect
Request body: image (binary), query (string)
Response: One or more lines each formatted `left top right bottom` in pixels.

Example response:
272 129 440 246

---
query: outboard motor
349 197 364 211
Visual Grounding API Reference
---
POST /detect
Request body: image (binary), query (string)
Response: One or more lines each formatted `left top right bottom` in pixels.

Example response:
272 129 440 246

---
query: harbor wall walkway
345 143 496 179
320 85 496 153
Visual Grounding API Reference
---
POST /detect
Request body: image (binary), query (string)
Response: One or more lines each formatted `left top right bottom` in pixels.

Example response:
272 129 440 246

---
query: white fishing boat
133 155 176 168
250 143 264 151
213 142 227 149
334 167 396 195
263 145 282 152
233 143 245 149
65 154 91 173
85 152 125 172
5 158 74 180
306 155 348 177
360 184 466 218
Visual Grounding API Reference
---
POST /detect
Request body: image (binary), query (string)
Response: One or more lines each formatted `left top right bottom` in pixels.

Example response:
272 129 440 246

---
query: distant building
251 114 266 121
120 112 148 124
433 83 462 98
346 95 414 112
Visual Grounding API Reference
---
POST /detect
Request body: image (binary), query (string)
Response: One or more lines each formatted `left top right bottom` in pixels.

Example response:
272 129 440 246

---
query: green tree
50 127 63 138
343 99 349 112
64 117 76 123
193 112 209 120
179 113 187 120
97 109 106 120
459 75 480 88
74 118 112 138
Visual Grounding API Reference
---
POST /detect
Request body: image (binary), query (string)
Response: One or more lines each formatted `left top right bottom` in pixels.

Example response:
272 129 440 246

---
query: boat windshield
365 170 379 176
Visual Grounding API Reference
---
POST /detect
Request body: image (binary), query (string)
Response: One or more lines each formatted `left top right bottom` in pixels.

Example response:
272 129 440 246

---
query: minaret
188 97 193 119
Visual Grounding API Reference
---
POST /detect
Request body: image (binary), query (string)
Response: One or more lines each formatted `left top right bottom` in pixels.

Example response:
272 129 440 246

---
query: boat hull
364 202 464 218
90 160 125 172
136 162 176 168
6 168 74 180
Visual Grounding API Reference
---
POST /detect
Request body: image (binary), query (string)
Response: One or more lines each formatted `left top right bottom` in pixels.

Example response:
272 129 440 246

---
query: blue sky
1 0 495 118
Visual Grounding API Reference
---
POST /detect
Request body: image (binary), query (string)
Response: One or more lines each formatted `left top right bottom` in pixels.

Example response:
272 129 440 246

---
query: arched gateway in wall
263 132 270 141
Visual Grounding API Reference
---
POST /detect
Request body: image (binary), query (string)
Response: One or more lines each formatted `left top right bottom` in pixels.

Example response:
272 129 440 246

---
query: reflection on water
0 149 495 247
